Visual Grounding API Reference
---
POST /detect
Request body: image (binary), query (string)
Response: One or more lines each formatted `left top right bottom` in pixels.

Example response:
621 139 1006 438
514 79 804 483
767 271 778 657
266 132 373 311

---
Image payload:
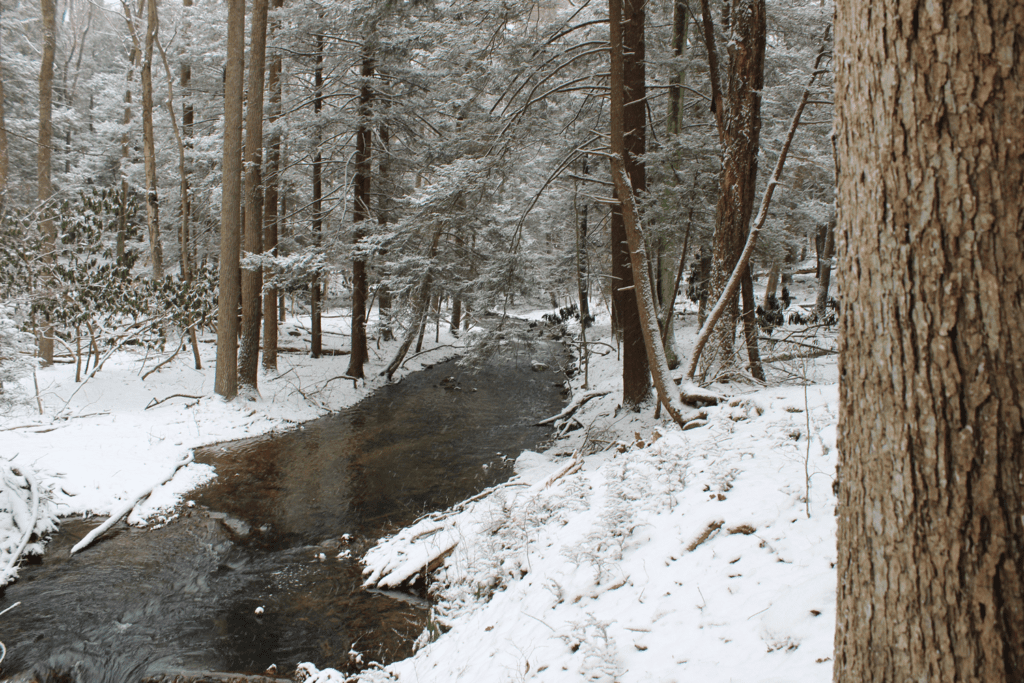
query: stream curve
0 341 566 683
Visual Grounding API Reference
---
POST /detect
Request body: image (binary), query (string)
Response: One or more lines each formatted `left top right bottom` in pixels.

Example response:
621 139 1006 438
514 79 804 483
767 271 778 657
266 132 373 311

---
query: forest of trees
0 0 1020 678
0 0 836 405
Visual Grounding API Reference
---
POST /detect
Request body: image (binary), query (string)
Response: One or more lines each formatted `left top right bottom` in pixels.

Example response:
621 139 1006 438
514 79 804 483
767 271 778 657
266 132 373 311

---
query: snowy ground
0 270 841 682
0 306 467 583
301 277 842 683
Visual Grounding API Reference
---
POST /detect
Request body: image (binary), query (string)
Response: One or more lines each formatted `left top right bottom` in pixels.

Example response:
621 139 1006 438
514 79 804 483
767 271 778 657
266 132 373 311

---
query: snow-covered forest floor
0 273 840 683
304 277 843 683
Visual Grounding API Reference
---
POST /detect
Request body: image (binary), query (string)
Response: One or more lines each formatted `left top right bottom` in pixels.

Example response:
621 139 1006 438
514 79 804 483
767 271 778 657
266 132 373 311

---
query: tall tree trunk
609 0 687 427
377 114 393 342
347 52 373 378
609 0 650 409
178 0 193 281
37 0 56 366
141 0 163 281
739 267 764 381
701 0 766 369
310 30 323 359
575 156 590 325
813 221 834 320
238 0 268 392
0 3 9 211
155 24 201 369
834 2 1024 681
261 0 283 371
214 0 244 399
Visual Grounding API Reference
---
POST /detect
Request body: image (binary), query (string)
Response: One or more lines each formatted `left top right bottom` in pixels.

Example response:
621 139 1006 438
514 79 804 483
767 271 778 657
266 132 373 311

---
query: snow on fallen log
362 518 462 589
70 452 195 556
0 464 57 586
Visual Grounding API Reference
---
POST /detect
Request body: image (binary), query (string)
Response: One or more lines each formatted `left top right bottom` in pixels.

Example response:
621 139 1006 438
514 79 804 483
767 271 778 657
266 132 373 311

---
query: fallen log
71 453 195 555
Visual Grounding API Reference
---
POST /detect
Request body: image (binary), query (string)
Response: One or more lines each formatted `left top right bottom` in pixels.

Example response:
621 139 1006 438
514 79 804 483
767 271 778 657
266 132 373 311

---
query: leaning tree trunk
608 0 650 409
833 2 1024 681
0 4 9 211
36 0 56 366
214 0 244 399
609 0 687 428
346 52 373 378
383 224 443 380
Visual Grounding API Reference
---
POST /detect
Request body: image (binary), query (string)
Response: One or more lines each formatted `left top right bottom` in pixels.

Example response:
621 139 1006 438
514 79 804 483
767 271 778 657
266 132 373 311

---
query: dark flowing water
0 344 566 682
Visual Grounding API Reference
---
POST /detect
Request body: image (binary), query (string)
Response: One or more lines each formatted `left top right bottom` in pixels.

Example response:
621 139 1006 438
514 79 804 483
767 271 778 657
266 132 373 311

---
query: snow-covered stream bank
299 307 841 683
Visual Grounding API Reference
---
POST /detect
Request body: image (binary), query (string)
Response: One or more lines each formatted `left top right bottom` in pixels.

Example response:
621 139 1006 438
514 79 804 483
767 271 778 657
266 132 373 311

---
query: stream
0 341 566 683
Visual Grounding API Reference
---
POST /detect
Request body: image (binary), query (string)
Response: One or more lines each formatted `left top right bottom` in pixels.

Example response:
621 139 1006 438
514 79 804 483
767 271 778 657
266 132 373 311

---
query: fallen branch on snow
537 390 609 426
145 394 204 410
70 452 194 555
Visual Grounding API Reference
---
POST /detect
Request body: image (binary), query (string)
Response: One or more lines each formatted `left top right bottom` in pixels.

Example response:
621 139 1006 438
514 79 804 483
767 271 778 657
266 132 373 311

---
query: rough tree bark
609 0 650 409
36 0 56 365
310 29 323 359
214 0 244 399
238 0 268 393
833 2 1024 681
347 52 374 378
609 0 687 427
261 0 283 371
700 0 766 370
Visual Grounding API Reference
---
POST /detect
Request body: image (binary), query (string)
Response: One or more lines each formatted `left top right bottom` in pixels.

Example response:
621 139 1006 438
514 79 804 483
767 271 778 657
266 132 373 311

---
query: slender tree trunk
141 0 163 280
37 0 56 365
347 52 373 378
609 0 650 409
310 30 323 359
377 115 394 342
238 0 268 392
0 3 9 211
575 157 590 324
178 0 193 281
739 267 764 381
214 0 244 399
261 0 283 371
813 221 834 320
834 2 1024 681
763 261 780 303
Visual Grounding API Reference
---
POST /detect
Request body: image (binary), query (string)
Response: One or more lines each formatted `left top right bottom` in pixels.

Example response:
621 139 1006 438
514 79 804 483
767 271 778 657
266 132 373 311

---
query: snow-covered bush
0 305 35 407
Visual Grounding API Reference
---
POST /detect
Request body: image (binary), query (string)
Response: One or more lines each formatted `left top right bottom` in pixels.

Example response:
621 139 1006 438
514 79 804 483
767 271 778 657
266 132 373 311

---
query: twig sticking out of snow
70 452 194 555
0 470 40 585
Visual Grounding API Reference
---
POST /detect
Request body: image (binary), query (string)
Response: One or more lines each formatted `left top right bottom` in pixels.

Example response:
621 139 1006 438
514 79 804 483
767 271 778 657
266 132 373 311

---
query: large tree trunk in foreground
609 0 650 409
238 0 268 393
833 2 1024 681
36 0 56 366
214 0 244 399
